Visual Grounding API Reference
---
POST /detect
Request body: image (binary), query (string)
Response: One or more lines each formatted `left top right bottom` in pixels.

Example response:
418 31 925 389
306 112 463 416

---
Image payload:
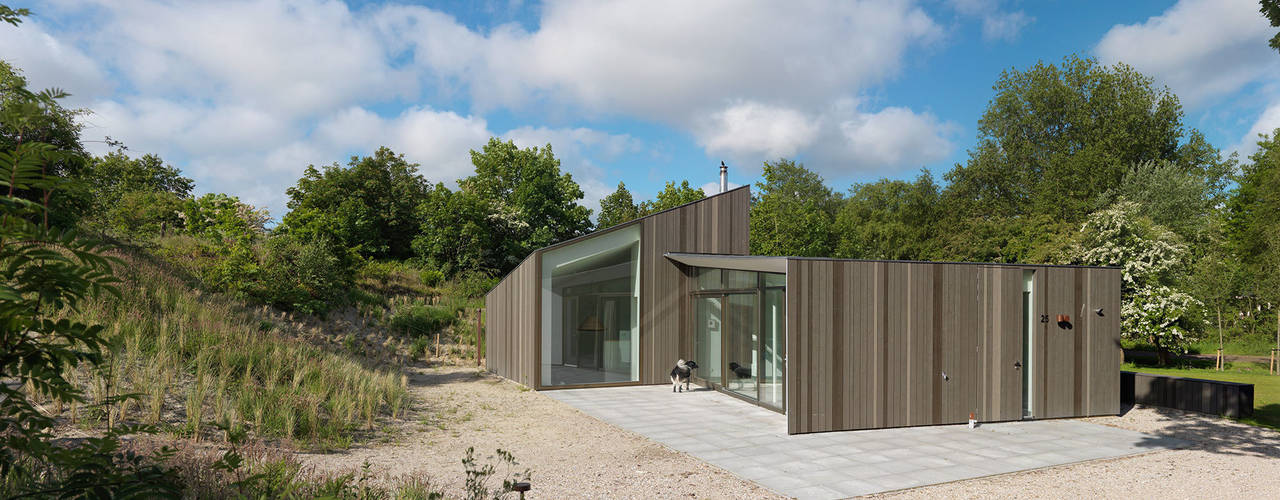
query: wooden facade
785 259 1121 434
483 186 751 388
485 185 1122 434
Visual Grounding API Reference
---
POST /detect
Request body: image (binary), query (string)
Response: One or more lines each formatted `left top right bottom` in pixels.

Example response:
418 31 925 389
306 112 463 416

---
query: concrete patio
545 385 1189 499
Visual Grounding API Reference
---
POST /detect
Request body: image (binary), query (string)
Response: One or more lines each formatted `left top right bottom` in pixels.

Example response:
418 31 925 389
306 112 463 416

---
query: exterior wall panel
786 259 1121 434
483 254 539 387
639 187 749 384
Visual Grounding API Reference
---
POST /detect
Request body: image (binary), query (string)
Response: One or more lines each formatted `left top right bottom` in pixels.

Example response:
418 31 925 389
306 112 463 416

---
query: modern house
484 182 1121 435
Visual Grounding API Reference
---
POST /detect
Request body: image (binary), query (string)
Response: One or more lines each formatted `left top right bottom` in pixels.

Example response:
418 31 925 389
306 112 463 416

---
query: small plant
461 447 531 500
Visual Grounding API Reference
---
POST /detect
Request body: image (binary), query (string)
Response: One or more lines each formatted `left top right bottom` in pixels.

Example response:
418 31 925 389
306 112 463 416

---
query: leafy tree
834 171 941 260
1263 0 1280 53
945 56 1226 219
281 147 430 259
461 138 592 264
179 193 268 244
597 181 641 229
639 180 705 214
749 159 840 256
1225 129 1280 335
0 33 178 494
413 184 514 277
76 150 193 239
1072 200 1200 364
1111 159 1225 245
1 60 90 228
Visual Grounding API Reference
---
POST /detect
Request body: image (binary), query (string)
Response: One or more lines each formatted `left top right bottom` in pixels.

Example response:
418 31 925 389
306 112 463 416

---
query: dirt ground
300 365 1279 499
297 365 783 499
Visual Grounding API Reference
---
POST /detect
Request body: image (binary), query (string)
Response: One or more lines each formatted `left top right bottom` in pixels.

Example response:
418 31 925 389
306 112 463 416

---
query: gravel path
872 405 1280 499
301 365 1277 499
298 365 782 499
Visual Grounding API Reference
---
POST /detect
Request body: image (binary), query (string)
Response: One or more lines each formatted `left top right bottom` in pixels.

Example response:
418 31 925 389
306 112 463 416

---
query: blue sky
4 0 1278 221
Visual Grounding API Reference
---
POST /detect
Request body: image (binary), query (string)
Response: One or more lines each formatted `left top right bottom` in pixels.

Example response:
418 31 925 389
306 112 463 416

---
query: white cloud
63 0 415 119
382 0 939 120
836 105 957 169
1232 102 1280 158
948 0 1033 42
1096 0 1277 108
981 11 1032 42
696 102 821 160
0 18 111 104
696 99 957 177
7 0 964 216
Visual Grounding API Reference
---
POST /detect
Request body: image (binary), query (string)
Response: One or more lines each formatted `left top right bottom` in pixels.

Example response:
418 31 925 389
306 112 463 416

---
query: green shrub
409 336 433 359
255 234 358 315
387 304 457 337
453 271 498 299
420 267 445 288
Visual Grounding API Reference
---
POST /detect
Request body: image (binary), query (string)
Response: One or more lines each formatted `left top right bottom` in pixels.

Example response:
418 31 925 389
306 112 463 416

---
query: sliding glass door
692 269 785 412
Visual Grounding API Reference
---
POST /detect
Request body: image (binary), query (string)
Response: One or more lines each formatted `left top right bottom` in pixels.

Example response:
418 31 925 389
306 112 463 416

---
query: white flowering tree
1073 200 1202 364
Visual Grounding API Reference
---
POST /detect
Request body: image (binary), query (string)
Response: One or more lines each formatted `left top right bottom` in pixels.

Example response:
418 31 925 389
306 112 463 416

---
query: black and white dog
670 359 699 392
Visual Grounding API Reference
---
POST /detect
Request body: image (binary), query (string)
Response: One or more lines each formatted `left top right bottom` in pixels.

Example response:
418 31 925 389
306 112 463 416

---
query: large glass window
540 226 640 386
693 268 786 411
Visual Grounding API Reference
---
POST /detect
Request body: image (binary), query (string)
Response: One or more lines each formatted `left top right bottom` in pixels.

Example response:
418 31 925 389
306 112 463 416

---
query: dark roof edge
486 185 751 297
665 251 1120 271
781 255 1121 270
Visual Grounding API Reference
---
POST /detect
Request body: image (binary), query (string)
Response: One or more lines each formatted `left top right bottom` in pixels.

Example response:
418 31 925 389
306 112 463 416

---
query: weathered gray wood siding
483 254 539 387
639 187 750 384
786 260 1120 434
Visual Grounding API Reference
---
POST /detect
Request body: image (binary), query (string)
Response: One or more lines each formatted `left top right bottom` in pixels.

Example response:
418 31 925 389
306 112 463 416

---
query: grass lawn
1124 360 1280 431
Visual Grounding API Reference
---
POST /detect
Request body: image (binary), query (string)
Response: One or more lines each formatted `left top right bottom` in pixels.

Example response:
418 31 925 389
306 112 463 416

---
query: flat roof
665 252 1120 271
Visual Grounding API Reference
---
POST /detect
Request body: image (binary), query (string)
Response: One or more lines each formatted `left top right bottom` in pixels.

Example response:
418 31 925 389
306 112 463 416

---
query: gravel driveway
300 365 1279 499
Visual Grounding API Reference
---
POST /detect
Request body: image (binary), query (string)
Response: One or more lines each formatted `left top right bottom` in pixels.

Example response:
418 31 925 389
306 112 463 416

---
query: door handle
1013 361 1022 370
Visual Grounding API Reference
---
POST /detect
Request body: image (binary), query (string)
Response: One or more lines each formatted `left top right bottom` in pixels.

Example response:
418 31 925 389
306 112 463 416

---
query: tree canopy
460 138 592 255
597 182 641 229
834 171 941 261
280 147 430 259
749 159 841 257
640 180 706 214
944 56 1226 223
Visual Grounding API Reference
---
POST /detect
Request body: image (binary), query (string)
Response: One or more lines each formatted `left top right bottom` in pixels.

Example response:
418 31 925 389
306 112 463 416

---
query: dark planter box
1121 371 1254 418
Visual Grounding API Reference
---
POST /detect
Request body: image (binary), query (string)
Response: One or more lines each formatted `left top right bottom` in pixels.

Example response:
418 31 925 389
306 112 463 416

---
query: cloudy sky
4 0 1278 220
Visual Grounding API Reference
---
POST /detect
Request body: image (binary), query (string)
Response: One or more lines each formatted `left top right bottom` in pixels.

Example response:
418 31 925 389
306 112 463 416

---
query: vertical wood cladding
485 186 750 388
639 187 750 384
483 255 539 388
786 260 1120 434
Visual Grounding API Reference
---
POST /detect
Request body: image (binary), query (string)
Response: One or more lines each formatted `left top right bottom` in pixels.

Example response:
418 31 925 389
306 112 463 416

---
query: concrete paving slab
544 385 1189 499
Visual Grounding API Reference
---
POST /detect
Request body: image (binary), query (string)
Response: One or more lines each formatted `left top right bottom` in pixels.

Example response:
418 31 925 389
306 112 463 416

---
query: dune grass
43 247 410 449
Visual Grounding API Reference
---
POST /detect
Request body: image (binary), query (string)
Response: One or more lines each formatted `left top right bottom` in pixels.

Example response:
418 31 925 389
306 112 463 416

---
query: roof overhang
664 253 787 274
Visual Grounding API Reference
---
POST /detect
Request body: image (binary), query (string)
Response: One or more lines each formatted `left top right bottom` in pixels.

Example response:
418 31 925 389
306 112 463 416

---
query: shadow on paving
1124 405 1280 459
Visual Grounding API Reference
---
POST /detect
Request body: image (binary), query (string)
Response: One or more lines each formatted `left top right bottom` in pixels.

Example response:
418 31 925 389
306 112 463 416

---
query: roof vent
719 161 728 193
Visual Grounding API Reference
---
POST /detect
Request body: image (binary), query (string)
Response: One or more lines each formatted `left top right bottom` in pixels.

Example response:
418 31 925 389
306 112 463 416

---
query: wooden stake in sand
1271 310 1279 375
476 308 484 368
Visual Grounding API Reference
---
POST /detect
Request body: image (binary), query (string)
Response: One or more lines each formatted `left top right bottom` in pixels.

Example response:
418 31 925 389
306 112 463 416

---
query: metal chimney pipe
719 161 728 193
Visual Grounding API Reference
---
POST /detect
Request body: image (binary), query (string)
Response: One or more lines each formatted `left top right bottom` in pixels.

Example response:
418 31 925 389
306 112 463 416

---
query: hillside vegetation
48 245 410 449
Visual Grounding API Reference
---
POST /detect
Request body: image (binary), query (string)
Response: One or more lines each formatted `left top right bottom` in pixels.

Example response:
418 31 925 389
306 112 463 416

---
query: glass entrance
692 269 785 412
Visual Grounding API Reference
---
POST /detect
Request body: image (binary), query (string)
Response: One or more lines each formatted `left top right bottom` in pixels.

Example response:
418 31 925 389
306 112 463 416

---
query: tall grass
50 247 410 449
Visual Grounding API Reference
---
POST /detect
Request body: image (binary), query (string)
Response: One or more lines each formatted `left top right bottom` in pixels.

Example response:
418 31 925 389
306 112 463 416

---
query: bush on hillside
387 303 457 337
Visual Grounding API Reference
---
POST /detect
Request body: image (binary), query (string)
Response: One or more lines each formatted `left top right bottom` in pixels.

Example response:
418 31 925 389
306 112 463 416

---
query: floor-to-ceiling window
693 268 786 411
540 226 640 386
